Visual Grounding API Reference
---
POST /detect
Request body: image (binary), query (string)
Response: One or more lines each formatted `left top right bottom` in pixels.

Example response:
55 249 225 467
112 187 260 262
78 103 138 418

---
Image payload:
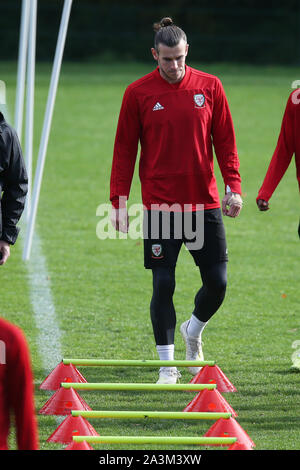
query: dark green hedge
1 0 300 64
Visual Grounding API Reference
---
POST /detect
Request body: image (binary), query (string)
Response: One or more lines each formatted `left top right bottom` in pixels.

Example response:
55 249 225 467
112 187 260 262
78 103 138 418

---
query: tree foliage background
1 0 300 64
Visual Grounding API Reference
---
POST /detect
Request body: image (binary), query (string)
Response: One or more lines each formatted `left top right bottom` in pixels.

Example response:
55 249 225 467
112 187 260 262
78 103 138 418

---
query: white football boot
156 367 181 384
180 320 204 375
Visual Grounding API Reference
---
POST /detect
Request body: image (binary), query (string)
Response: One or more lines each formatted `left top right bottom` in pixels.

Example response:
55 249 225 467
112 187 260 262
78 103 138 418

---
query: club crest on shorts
194 93 205 108
151 244 163 258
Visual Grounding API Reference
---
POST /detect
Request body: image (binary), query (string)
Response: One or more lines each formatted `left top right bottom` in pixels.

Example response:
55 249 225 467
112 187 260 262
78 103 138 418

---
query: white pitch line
21 228 63 373
2 104 63 374
21 227 65 427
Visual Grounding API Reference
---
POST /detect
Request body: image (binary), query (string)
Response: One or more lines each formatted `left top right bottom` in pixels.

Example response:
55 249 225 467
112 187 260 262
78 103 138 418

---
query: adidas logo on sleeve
152 102 164 111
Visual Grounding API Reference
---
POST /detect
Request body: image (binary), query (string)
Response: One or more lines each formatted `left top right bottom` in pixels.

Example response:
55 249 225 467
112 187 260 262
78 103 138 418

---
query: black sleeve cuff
1 225 20 245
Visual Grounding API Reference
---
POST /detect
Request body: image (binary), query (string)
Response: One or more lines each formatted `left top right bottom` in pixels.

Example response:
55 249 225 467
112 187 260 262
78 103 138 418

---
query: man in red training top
0 318 39 449
110 17 242 384
257 89 300 237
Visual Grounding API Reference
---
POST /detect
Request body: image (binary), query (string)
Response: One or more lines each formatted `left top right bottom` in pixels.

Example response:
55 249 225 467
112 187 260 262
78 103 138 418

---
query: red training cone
204 417 255 448
64 440 94 450
190 365 237 393
228 441 254 450
47 415 99 444
40 362 87 391
39 387 92 415
183 388 238 417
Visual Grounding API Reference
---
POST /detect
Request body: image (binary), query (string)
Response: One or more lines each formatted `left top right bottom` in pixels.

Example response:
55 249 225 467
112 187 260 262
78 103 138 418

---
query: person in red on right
257 89 300 237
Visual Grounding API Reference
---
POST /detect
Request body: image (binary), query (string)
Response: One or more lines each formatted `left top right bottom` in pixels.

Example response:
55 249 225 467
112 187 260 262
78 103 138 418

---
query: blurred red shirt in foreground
0 318 39 450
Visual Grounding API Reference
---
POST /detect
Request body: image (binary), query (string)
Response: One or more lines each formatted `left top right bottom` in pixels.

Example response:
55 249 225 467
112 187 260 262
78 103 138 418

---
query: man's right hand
257 199 269 211
0 240 10 266
110 207 129 233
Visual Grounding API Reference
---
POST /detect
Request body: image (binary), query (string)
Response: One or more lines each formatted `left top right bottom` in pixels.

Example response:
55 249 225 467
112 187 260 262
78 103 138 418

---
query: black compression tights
150 262 227 345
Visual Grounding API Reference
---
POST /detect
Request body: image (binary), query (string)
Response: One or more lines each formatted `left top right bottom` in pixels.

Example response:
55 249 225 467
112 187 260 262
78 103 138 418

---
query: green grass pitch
1 61 299 450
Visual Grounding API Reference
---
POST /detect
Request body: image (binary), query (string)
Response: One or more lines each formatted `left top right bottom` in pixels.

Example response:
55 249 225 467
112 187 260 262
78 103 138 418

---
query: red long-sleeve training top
0 318 39 450
110 65 241 210
257 90 300 201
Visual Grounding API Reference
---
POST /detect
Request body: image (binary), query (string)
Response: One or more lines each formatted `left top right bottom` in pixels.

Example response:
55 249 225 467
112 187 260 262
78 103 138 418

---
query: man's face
151 39 189 84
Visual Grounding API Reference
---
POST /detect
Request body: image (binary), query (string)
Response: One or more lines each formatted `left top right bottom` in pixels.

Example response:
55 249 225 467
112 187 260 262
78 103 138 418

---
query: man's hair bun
160 17 174 27
153 17 174 32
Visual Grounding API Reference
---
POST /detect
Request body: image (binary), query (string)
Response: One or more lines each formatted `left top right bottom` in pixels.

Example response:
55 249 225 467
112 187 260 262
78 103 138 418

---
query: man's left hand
222 192 243 218
0 240 10 265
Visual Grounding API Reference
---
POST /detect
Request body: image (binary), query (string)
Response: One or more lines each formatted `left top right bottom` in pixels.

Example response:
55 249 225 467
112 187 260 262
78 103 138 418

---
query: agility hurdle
61 382 216 391
72 410 231 420
73 435 236 446
62 358 215 367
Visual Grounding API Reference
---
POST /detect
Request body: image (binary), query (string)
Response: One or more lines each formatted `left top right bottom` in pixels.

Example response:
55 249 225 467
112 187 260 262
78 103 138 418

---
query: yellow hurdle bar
73 435 237 446
61 382 217 391
72 410 232 420
62 358 215 367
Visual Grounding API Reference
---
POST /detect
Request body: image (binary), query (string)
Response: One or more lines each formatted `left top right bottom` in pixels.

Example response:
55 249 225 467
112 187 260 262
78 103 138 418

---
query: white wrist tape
227 192 243 207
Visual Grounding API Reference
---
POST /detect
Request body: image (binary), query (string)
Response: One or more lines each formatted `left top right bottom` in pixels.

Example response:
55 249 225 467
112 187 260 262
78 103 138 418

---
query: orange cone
40 362 87 390
204 417 255 448
183 388 238 417
190 365 237 393
228 441 254 450
64 440 94 450
39 387 92 415
47 415 99 444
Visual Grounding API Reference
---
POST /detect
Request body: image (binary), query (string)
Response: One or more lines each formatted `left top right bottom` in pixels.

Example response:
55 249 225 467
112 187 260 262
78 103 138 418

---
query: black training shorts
143 208 228 269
